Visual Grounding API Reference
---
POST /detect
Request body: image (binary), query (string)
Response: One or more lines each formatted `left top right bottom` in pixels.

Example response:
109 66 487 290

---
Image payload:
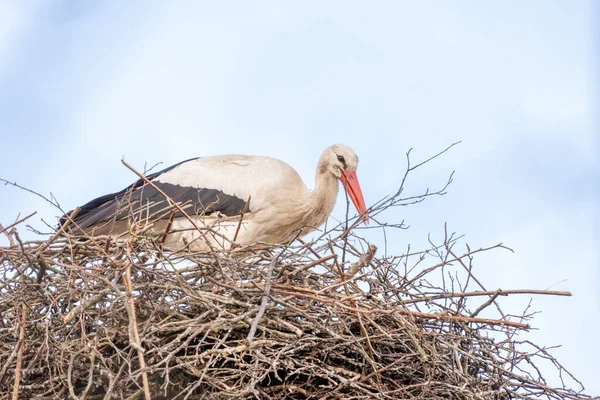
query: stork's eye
337 155 345 163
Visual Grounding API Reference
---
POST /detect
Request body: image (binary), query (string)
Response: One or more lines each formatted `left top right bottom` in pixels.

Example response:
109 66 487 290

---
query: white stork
61 144 368 251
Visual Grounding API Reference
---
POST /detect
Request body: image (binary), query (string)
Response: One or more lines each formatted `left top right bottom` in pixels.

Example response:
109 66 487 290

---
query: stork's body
63 144 367 252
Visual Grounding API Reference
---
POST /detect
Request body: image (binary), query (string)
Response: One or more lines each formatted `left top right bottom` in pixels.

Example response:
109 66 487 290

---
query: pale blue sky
1 1 598 393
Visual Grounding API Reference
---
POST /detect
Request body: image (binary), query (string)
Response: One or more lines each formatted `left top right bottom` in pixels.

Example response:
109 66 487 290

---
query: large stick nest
0 230 593 399
0 144 594 399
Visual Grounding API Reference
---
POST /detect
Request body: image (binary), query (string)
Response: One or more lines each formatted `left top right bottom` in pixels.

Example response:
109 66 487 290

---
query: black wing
60 158 249 231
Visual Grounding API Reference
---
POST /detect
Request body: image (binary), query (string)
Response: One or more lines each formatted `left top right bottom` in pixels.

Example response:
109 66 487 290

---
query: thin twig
247 251 281 344
0 212 37 237
36 208 79 256
11 302 27 400
233 195 251 243
0 178 62 209
123 243 151 400
401 289 572 305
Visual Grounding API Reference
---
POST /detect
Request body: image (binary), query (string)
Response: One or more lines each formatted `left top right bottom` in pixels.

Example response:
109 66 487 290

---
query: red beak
340 171 369 224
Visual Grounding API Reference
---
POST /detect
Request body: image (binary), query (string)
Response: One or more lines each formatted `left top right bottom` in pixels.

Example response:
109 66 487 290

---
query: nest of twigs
0 227 594 400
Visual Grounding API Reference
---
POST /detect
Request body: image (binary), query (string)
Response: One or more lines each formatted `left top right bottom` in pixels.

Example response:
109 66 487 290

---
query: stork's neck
305 163 339 228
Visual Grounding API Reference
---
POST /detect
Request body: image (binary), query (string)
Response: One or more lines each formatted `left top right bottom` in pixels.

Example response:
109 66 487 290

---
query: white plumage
62 144 368 252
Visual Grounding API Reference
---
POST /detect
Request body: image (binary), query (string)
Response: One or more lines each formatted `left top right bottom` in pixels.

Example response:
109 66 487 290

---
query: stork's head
321 144 369 224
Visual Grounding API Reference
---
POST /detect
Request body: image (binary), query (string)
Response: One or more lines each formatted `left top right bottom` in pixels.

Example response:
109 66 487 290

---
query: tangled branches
0 229 591 399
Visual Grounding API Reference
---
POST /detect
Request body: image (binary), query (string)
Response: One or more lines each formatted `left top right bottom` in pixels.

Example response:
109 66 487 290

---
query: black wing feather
60 158 249 231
